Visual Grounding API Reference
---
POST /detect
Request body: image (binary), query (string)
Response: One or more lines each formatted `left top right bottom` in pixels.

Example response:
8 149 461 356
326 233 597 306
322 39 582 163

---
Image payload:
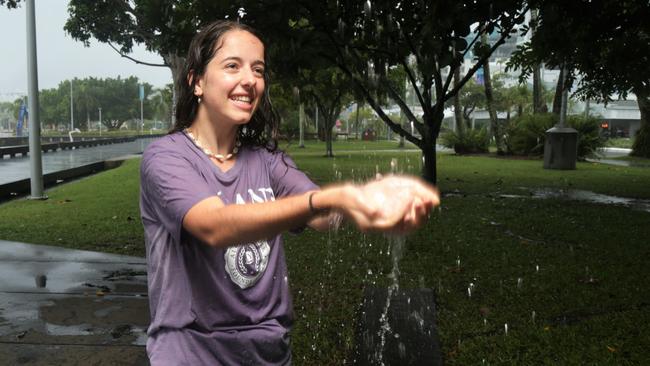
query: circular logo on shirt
225 241 270 289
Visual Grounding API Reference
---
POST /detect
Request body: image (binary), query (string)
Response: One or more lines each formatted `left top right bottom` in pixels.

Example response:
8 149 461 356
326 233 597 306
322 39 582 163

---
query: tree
478 32 505 154
301 67 353 157
244 0 528 183
63 1 243 126
508 0 650 157
457 79 486 130
0 0 19 8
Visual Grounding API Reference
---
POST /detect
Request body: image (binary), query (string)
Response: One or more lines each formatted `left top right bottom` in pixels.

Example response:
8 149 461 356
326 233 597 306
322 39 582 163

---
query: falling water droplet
390 158 398 174
531 310 536 323
504 323 508 335
338 18 345 36
456 256 461 270
367 269 373 275
535 264 539 273
517 277 523 289
467 287 472 297
364 0 372 18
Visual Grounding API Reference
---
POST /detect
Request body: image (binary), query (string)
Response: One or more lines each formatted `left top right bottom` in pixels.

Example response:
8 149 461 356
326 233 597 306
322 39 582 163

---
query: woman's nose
241 68 256 88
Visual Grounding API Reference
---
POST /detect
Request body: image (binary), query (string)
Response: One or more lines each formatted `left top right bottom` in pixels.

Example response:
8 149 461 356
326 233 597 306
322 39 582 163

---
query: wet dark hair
171 20 279 151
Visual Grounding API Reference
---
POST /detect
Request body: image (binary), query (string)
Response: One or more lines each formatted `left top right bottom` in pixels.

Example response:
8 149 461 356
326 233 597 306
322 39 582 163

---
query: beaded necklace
184 128 241 162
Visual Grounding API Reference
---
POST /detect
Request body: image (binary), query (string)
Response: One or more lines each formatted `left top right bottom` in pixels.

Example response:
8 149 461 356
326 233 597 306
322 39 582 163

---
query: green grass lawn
1 143 649 364
280 138 419 154
603 137 634 149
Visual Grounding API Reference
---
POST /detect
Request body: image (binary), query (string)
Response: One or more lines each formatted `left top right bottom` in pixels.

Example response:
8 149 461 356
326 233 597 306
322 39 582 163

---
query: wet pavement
0 138 158 186
0 240 149 365
588 147 650 168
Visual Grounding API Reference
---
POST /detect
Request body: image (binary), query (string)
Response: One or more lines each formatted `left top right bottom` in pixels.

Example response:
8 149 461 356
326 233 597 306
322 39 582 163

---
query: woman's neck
188 117 238 156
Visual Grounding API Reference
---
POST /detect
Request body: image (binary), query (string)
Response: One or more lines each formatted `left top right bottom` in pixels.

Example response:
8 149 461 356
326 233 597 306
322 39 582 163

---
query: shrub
567 115 605 159
441 127 489 154
504 113 555 156
505 113 604 159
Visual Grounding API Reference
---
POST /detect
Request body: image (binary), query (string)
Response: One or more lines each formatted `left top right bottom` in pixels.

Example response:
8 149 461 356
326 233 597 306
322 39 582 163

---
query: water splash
376 234 405 365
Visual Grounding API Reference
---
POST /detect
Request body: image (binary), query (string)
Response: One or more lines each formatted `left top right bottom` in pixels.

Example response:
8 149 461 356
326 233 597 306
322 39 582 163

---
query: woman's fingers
339 175 440 234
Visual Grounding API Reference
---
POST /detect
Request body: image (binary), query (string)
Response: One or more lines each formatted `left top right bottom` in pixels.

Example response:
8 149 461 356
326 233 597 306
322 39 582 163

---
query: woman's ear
188 70 203 97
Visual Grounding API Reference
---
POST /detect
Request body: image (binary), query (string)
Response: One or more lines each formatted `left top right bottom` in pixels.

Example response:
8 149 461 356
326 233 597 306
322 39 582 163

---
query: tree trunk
481 34 504 154
531 9 544 114
632 87 650 157
453 67 465 134
325 126 334 157
164 53 185 130
422 142 437 184
552 67 565 116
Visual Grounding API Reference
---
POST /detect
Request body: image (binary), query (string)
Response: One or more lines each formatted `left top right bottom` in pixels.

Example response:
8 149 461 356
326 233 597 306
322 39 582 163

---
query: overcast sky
0 0 172 102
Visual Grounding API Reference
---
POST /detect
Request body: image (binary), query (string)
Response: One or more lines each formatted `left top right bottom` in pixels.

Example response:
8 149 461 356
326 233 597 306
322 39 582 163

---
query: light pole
70 79 74 131
139 84 144 134
98 107 102 136
26 0 45 199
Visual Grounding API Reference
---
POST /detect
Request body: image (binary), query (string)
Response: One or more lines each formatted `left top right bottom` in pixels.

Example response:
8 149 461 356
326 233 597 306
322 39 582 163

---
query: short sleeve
140 146 216 245
267 150 319 198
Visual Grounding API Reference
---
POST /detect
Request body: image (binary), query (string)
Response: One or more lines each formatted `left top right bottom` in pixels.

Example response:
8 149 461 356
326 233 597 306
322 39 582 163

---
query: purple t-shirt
139 132 318 365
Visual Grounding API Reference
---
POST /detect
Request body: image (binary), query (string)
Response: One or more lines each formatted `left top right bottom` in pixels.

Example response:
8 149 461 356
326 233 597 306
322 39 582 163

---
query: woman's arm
183 177 439 247
184 184 371 247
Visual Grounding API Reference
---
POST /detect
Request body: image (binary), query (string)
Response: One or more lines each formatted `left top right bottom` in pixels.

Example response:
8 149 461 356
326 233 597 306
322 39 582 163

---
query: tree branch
108 42 168 67
400 28 428 110
325 43 422 147
442 6 530 103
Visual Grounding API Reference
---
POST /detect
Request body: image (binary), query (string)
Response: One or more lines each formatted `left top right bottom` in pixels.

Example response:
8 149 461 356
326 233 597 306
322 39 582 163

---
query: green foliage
505 113 604 159
441 128 489 154
0 0 19 8
269 83 300 140
505 113 556 155
631 124 650 158
16 77 162 131
567 115 606 159
508 1 650 102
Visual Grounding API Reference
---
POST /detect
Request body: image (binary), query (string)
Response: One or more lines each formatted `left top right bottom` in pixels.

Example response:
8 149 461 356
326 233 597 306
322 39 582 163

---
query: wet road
0 240 149 365
0 137 158 186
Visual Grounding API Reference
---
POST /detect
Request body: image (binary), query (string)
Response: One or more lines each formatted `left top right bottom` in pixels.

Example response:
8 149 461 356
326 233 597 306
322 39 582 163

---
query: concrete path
0 240 149 365
0 137 158 186
589 147 650 168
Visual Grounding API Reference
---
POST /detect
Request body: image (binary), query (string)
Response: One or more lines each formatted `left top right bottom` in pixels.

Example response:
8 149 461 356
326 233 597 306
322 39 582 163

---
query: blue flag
16 101 27 137
475 67 485 86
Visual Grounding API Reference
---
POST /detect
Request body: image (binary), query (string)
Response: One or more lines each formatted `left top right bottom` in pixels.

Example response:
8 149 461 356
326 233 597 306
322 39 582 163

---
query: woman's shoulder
143 132 191 159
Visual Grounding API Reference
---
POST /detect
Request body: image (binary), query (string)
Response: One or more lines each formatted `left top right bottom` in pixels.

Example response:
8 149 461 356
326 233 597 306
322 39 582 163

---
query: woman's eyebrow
220 56 265 67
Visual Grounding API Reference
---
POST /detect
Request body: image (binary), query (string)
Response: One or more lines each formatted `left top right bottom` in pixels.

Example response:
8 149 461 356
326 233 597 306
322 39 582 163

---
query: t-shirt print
224 240 271 289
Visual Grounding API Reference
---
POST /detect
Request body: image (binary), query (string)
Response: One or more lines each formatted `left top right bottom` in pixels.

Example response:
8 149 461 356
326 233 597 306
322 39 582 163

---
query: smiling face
194 30 266 128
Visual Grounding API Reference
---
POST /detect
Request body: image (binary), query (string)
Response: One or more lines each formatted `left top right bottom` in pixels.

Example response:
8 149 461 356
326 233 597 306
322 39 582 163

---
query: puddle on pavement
500 188 650 213
0 294 148 346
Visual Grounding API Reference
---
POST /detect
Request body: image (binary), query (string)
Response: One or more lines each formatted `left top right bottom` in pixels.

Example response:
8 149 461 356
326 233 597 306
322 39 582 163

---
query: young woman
139 20 439 365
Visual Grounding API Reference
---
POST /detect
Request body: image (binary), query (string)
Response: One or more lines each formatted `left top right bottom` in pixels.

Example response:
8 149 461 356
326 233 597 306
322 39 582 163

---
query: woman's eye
226 63 238 69
254 68 265 76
